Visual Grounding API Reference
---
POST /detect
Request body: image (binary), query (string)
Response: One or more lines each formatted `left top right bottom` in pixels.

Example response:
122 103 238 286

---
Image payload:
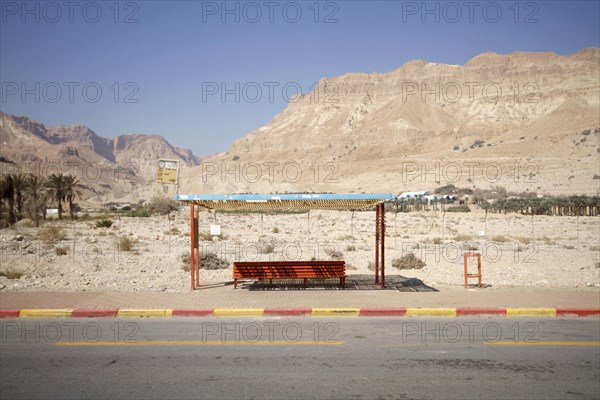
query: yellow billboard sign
157 160 179 184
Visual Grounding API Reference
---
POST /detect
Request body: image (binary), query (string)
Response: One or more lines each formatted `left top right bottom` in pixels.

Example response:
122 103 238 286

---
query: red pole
375 205 380 284
195 205 200 288
381 203 385 288
190 204 195 290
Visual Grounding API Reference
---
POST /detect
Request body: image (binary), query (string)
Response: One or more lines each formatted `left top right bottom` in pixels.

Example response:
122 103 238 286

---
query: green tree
1 175 15 224
24 174 46 227
11 173 28 220
63 175 81 220
44 173 65 220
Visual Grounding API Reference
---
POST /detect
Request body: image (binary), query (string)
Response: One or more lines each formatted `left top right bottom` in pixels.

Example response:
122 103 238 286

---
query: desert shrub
453 145 460 151
324 247 344 260
38 226 66 241
0 269 23 279
55 246 68 256
272 227 279 233
453 234 473 242
492 235 510 243
180 252 229 271
392 253 426 270
124 208 150 217
447 205 471 213
581 129 591 136
258 243 275 254
470 140 485 149
432 237 443 244
144 197 179 215
564 245 575 250
345 244 356 251
95 219 113 228
117 236 135 251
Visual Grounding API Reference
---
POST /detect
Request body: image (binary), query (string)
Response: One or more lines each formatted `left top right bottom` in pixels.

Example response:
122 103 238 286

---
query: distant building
423 194 456 203
398 191 428 199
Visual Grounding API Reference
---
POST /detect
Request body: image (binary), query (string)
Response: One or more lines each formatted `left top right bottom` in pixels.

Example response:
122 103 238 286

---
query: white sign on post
210 224 221 236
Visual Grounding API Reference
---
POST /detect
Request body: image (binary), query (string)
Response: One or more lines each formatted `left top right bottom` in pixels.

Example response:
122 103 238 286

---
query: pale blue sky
1 0 599 156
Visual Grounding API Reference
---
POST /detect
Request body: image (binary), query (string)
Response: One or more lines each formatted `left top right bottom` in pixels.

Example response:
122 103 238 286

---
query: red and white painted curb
1 308 599 318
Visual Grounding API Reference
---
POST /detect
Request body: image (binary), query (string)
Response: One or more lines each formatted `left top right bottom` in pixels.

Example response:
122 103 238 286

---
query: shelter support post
375 205 380 284
380 203 385 288
195 205 200 288
190 204 200 290
374 203 386 288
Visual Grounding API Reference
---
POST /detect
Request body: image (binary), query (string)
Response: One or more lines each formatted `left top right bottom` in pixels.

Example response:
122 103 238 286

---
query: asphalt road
1 317 599 400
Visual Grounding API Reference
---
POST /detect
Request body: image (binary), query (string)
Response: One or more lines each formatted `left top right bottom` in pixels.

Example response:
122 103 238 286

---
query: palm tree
11 173 28 221
25 174 46 227
44 173 65 220
63 175 81 220
1 175 15 224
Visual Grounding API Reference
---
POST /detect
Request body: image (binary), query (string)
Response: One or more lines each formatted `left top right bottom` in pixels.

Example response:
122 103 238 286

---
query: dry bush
144 196 179 215
453 234 473 242
392 253 426 270
117 236 135 251
492 235 510 243
345 245 356 251
55 246 68 256
432 237 443 244
199 232 213 241
0 269 23 279
181 252 229 270
38 226 66 241
258 243 275 254
324 247 344 260
272 227 279 233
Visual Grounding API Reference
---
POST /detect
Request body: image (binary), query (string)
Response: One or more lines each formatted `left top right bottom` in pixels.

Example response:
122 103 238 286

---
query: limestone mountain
0 112 200 202
181 48 600 196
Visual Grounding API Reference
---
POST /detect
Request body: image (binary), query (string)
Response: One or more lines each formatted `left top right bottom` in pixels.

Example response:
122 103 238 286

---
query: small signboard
157 160 179 184
210 224 221 236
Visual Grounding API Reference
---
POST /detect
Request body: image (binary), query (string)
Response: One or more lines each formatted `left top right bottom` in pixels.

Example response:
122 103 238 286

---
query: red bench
233 260 346 289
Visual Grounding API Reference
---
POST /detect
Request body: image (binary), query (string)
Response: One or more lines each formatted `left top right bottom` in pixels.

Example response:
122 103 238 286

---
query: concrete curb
1 308 599 318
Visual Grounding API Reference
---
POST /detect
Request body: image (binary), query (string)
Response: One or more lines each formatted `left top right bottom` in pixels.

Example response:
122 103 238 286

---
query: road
1 318 599 400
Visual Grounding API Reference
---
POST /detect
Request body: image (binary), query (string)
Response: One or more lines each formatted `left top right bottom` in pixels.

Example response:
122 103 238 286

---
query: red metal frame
374 203 385 288
463 252 482 288
190 204 200 290
189 202 387 290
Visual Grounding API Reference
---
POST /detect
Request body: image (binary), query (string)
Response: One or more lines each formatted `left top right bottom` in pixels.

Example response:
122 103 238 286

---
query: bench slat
233 261 346 289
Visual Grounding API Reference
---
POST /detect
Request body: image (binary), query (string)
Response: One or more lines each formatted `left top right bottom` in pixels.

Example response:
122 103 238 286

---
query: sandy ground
0 207 599 292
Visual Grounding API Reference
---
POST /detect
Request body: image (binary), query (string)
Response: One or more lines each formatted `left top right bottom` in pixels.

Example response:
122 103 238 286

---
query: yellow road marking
483 341 600 346
506 308 557 317
406 308 457 317
19 309 73 318
55 340 343 346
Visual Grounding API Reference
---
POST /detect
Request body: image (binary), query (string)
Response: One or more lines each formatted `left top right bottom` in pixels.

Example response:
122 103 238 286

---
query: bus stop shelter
175 193 394 289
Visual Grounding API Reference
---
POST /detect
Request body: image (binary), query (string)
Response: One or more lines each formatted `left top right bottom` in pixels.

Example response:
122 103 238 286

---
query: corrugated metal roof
175 193 395 211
